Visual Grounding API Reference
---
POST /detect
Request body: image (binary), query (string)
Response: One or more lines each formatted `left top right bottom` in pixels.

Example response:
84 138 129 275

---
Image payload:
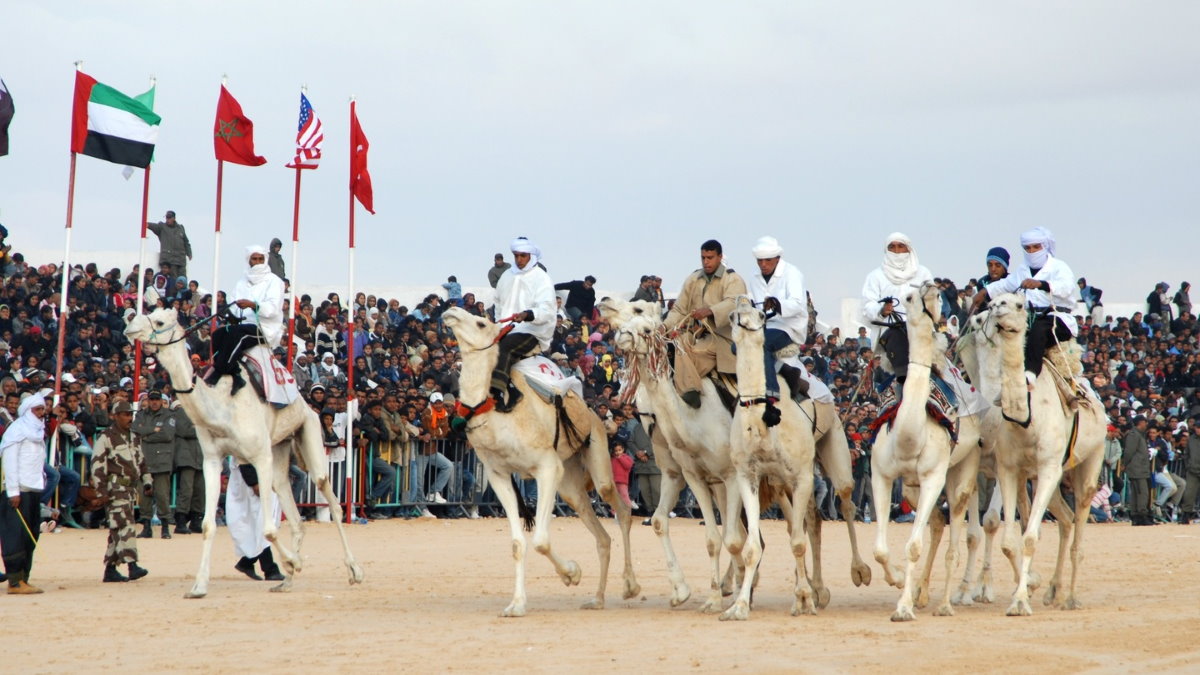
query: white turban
1020 227 1055 269
509 237 542 274
881 232 920 285
2 393 47 449
245 245 270 283
751 236 783 260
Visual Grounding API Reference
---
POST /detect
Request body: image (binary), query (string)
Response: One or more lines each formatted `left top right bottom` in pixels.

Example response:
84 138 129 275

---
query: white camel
602 297 872 611
984 293 1106 616
719 296 818 620
125 307 364 598
441 307 639 617
599 298 744 613
869 281 979 621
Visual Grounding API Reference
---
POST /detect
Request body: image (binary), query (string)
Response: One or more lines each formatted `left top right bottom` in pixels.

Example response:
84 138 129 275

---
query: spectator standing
171 401 204 534
610 440 633 507
90 400 151 583
1122 416 1152 526
632 275 656 303
267 238 285 279
131 391 175 539
1078 277 1104 326
487 253 510 289
554 275 597 325
442 276 463 306
1174 281 1192 318
1 393 47 594
631 437 660 524
147 210 192 279
1179 420 1200 523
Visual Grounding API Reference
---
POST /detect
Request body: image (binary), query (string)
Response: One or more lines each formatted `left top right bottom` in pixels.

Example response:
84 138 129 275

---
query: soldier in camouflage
90 400 151 582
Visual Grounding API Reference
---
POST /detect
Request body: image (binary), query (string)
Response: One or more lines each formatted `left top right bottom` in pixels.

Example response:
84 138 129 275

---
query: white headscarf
245 245 271 284
509 237 542 275
1 393 46 449
751 236 783 259
881 232 920 285
1020 227 1055 269
319 352 340 376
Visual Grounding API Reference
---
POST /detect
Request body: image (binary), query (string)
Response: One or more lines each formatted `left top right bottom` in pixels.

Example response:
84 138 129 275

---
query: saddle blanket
514 356 584 401
242 344 301 407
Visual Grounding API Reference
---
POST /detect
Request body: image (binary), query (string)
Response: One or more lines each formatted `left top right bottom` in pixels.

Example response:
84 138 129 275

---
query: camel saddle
513 356 584 404
239 345 301 408
868 375 959 444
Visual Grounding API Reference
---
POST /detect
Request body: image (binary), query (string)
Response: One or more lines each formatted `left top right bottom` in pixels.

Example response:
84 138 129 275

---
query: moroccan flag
350 101 374 214
214 85 266 166
70 71 160 168
0 79 13 157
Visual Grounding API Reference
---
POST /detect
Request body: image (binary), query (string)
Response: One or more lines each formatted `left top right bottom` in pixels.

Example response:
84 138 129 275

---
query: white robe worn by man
489 237 556 411
226 459 285 581
860 232 934 381
206 246 286 395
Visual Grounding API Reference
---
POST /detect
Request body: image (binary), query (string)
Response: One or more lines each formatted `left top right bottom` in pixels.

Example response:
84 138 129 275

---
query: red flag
214 85 266 166
349 101 374 214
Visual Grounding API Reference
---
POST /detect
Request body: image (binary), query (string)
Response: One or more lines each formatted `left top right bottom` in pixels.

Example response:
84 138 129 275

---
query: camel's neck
894 318 935 451
636 358 697 442
458 346 499 406
154 340 218 425
997 328 1031 423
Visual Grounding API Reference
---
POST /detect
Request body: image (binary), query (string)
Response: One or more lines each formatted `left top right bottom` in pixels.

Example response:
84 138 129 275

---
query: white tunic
225 459 281 559
494 266 557 350
984 255 1080 335
1 402 46 497
860 265 935 343
745 259 808 344
230 269 286 347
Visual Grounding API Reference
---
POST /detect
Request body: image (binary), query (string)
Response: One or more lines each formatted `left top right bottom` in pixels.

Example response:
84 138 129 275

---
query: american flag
286 93 323 169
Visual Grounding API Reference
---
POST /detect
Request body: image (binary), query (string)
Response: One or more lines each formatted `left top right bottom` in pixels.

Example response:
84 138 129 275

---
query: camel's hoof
1042 583 1059 606
914 586 931 609
973 580 995 604
580 597 605 610
698 595 723 614
501 602 527 618
1027 570 1042 591
933 604 955 617
852 563 872 587
1006 598 1033 617
890 606 917 622
561 561 582 587
791 598 818 616
282 560 298 576
719 602 749 621
348 563 365 585
887 566 905 589
623 578 641 600
720 580 735 596
1063 596 1084 611
669 583 692 607
951 589 974 607
814 586 831 609
183 589 207 599
269 580 292 593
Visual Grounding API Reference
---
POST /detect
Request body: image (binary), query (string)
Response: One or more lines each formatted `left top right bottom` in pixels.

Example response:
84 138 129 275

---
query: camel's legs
530 458 580 589
816 418 872 587
914 491 944 610
488 467 530 617
1042 489 1074 608
185 452 224 599
870 441 904 589
805 495 829 609
720 477 747 595
556 457 611 609
651 470 692 607
577 432 640 601
1063 461 1101 611
972 483 1003 603
1006 459 1064 617
689 471 730 613
720 472 761 621
268 444 304 594
298 412 363 585
935 458 977 616
955 476 985 606
788 474 817 617
892 460 948 622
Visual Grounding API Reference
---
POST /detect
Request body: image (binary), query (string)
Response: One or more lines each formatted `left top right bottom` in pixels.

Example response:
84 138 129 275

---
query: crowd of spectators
0 222 1197 527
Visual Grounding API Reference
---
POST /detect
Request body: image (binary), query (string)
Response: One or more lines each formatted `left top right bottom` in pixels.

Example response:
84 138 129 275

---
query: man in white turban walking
205 245 286 395
1 394 48 594
490 237 556 411
861 232 934 385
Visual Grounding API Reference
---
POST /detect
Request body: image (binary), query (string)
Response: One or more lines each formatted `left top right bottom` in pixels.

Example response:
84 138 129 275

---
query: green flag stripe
89 82 161 126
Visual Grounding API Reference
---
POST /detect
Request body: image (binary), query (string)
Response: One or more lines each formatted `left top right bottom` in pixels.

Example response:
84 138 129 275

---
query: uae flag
70 71 160 168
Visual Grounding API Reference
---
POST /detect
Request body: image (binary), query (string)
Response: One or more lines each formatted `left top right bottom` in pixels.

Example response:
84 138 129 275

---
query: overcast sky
2 1 1198 316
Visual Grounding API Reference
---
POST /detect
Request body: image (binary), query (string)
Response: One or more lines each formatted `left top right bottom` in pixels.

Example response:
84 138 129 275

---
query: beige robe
664 264 747 392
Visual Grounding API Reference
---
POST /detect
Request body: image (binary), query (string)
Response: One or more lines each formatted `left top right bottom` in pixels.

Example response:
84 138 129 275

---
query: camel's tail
510 475 536 532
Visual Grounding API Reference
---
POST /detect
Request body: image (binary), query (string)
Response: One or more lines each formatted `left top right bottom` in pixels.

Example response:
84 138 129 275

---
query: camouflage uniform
91 426 151 565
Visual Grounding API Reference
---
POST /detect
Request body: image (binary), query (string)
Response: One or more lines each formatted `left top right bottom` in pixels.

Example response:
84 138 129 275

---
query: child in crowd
442 276 463 307
610 439 633 508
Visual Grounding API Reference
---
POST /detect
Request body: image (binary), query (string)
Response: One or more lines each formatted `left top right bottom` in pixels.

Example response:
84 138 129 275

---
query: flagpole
133 164 152 402
345 96 358 522
286 165 301 371
53 62 85 406
211 76 228 339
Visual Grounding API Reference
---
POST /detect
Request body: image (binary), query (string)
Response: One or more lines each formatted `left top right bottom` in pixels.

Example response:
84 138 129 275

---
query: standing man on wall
147 210 193 280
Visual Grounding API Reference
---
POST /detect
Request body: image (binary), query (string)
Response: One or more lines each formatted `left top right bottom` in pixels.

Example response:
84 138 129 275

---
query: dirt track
9 516 1200 673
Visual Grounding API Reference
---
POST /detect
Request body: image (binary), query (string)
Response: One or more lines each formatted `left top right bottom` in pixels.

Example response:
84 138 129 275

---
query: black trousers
1025 314 1073 376
490 333 541 393
1 491 41 582
211 323 266 376
878 324 909 379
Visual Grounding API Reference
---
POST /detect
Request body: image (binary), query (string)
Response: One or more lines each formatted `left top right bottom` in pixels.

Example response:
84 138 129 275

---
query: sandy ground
7 514 1200 674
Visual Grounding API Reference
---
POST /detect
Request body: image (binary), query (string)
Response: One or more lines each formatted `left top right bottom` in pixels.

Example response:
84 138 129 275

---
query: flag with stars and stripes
286 92 323 169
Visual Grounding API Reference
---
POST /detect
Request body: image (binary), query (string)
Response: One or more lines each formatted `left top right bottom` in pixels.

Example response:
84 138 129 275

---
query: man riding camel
490 237 556 412
664 239 746 408
744 236 810 418
861 232 934 386
205 246 285 395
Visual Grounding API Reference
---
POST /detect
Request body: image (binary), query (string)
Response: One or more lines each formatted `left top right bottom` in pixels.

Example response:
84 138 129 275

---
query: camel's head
441 307 499 353
729 296 765 346
599 297 662 354
901 280 942 331
987 293 1027 336
124 307 183 354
